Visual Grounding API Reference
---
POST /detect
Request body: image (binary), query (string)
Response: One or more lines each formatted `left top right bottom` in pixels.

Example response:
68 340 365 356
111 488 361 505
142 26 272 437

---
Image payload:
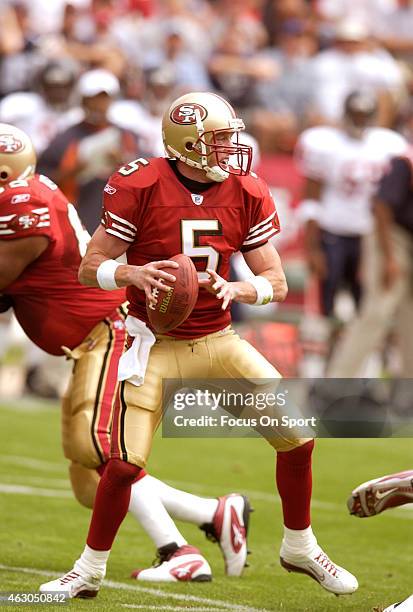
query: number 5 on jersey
181 219 222 280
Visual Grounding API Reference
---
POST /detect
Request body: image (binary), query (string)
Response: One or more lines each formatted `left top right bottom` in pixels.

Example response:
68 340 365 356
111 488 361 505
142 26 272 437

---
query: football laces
151 287 160 302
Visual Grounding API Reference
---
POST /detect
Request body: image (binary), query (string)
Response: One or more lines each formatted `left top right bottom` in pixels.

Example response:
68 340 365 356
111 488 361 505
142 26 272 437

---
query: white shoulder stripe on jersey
0 229 15 235
31 207 49 214
247 211 275 234
242 227 277 246
0 214 16 222
105 228 134 243
37 222 51 228
246 220 274 240
111 221 135 237
107 210 137 231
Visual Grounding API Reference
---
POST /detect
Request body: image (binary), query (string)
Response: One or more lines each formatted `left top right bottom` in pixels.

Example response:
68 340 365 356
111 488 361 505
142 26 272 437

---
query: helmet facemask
192 123 253 182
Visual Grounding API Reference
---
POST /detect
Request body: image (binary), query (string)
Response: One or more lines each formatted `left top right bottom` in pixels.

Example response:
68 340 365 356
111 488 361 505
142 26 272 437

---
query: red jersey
102 158 280 338
1 174 125 355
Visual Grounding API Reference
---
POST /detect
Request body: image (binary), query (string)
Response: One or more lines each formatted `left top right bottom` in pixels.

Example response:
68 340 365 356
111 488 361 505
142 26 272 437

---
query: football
146 254 199 333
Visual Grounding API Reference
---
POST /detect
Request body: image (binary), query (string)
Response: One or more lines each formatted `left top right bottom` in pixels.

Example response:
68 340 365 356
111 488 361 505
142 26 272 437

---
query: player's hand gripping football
129 260 179 307
199 269 239 310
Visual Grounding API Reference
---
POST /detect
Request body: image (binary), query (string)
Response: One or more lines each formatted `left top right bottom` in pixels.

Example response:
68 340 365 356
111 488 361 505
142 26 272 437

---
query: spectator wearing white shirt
0 59 82 155
373 0 413 63
316 0 395 27
309 19 404 127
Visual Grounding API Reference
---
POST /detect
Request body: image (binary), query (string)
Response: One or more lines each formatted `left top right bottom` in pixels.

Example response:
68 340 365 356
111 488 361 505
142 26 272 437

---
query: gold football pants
61 306 127 506
111 327 309 468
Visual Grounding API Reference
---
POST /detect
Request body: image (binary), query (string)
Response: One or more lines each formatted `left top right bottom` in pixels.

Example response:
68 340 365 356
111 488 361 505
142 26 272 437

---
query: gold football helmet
162 92 252 182
0 123 36 184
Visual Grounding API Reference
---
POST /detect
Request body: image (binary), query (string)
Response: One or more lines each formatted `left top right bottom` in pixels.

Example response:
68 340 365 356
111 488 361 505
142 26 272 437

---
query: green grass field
0 398 412 612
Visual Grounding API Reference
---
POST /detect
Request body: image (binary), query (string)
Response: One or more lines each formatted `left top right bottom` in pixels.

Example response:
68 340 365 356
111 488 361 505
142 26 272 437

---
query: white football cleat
39 567 104 598
200 494 251 576
280 544 358 595
383 594 413 611
131 544 212 582
348 470 413 518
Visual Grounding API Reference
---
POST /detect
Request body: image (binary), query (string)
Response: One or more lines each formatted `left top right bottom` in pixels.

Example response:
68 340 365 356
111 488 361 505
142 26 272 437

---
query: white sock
129 477 187 548
281 526 317 558
141 475 219 525
75 544 109 576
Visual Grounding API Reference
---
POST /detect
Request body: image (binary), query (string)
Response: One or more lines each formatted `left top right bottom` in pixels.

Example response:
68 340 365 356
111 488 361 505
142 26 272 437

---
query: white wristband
248 275 273 305
96 259 121 290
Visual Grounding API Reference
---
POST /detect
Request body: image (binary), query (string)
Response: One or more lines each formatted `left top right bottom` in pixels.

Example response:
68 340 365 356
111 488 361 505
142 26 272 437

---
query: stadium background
0 1 412 610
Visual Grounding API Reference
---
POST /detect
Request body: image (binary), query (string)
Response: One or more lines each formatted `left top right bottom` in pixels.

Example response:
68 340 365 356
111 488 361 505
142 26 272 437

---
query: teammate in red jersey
0 122 253 583
41 92 358 599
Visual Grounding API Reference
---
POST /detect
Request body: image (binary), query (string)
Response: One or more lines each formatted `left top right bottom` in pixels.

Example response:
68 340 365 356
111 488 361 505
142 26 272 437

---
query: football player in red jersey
41 92 358 599
0 122 254 583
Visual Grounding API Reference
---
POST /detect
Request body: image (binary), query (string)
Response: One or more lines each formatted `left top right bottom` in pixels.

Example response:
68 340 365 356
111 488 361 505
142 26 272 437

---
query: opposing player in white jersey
296 89 406 317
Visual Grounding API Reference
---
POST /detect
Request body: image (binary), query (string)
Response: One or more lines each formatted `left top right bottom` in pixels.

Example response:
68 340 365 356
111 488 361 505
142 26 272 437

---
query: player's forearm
242 243 288 303
233 270 288 305
78 252 135 288
0 236 48 290
258 269 288 303
79 251 105 286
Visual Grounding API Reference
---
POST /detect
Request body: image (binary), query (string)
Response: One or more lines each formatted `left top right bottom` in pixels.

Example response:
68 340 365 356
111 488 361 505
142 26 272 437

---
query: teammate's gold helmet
162 92 252 182
0 123 36 184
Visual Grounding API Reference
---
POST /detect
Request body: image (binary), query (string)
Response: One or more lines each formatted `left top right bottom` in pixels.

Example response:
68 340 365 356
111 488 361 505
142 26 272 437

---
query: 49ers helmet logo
170 104 208 125
0 134 24 153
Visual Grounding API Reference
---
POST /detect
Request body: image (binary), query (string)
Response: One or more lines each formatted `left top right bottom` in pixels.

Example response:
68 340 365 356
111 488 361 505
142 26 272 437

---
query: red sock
96 464 106 477
87 458 141 550
133 468 147 483
276 440 314 530
96 463 147 481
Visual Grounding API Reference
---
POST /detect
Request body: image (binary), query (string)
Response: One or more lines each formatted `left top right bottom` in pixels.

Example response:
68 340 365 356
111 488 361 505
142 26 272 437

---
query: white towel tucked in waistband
117 316 156 387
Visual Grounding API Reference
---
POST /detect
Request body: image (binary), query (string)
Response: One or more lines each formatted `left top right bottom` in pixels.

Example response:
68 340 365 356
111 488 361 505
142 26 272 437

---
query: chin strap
205 165 229 182
195 108 229 183
166 146 230 182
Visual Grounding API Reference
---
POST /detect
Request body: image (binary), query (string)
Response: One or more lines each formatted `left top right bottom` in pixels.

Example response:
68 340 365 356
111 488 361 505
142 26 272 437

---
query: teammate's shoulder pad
0 175 42 208
108 157 161 189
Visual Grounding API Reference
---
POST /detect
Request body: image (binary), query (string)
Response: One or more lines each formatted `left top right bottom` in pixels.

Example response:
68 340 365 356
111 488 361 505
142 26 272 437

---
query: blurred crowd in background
1 0 413 398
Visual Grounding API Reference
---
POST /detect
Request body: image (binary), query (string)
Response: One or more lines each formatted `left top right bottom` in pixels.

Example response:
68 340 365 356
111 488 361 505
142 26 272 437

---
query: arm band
96 259 121 290
248 275 274 305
